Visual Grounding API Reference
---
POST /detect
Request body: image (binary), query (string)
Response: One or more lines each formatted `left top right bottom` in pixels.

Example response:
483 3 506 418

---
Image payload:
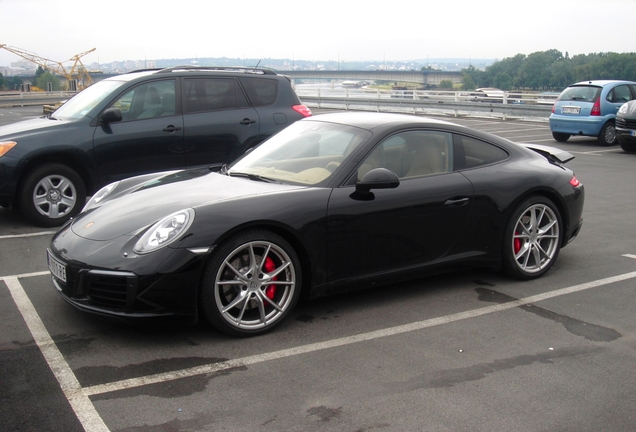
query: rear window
454 135 508 169
239 77 278 106
557 85 601 103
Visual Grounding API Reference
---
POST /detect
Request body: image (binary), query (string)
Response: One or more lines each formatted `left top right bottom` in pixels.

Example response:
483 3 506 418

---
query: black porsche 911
47 112 584 336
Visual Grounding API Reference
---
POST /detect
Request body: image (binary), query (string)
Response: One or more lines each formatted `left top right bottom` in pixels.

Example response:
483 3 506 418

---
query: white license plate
47 251 67 282
630 130 636 137
562 106 581 114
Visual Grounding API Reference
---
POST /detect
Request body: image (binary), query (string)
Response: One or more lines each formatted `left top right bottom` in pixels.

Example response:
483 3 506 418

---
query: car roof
568 80 636 87
303 112 459 131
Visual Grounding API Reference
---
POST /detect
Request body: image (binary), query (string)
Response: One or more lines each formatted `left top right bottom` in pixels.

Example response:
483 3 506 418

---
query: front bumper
47 227 210 320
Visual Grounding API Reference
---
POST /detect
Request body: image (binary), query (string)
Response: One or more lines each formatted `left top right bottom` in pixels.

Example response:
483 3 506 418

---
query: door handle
163 125 182 132
240 118 256 125
444 197 470 207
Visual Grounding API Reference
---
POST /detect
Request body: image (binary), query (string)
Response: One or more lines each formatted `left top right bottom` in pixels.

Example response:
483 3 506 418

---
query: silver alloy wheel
604 123 616 144
32 173 78 219
214 240 296 331
511 203 560 274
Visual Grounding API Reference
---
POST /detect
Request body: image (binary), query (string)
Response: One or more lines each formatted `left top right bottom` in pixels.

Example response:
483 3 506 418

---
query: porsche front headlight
619 103 629 115
134 208 195 254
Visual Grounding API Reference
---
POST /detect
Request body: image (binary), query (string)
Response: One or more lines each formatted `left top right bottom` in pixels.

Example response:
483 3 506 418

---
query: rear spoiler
519 143 575 164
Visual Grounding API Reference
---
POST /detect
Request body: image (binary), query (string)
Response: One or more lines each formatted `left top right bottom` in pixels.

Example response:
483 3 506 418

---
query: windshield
229 120 371 186
558 85 601 103
51 79 127 120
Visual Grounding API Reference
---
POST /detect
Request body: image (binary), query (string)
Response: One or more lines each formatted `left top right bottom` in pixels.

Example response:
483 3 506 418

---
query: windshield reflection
229 120 370 186
52 80 126 120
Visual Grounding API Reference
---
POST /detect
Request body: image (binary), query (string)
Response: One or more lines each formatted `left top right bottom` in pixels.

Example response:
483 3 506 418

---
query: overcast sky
2 0 636 68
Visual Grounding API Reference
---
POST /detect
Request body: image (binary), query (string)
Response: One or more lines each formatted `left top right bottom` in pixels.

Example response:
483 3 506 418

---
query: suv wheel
598 122 617 146
19 163 86 227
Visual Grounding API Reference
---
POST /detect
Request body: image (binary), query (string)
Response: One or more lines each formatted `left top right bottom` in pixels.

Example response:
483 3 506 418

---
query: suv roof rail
156 65 278 75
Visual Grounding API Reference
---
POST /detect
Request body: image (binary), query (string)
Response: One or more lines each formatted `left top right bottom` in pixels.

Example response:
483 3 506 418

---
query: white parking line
3 276 110 432
0 231 55 240
4 267 636 429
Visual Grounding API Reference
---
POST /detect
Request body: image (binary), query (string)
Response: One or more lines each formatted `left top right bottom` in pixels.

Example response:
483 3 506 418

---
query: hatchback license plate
47 251 67 282
562 106 581 114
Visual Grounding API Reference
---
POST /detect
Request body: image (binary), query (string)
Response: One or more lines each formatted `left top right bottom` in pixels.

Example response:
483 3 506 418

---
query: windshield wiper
228 172 277 183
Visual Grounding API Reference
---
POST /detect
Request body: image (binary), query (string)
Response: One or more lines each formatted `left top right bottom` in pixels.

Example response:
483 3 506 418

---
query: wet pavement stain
74 356 231 388
296 314 315 323
307 405 342 422
113 412 217 432
475 287 622 342
91 365 247 401
388 346 599 391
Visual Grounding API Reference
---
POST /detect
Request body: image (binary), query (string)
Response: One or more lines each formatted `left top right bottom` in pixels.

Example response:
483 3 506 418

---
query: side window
238 77 278 106
454 135 508 169
110 80 176 121
608 85 632 104
357 131 453 181
184 78 245 113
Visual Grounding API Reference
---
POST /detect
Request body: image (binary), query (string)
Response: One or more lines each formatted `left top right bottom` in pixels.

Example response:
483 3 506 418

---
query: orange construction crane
0 44 96 90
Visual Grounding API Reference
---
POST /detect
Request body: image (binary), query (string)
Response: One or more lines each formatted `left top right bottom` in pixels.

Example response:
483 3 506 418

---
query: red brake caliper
264 256 277 300
514 231 521 254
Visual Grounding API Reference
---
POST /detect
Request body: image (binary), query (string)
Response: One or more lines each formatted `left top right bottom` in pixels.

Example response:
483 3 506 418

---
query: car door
93 79 185 185
325 130 474 283
605 83 635 115
181 77 261 169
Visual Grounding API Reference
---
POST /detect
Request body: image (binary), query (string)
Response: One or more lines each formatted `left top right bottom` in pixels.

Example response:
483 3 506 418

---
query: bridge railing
295 87 557 121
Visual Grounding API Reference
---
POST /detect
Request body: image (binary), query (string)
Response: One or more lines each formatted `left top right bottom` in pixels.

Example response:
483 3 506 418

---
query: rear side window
239 77 278 106
607 84 633 104
184 78 248 113
454 135 508 169
557 85 601 103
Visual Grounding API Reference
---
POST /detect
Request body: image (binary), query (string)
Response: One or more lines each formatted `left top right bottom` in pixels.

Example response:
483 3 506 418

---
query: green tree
32 66 46 86
0 72 5 90
461 73 476 90
439 79 453 89
36 71 61 91
493 72 513 91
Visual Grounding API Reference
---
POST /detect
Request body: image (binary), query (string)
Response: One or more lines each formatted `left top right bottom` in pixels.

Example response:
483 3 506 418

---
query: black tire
502 196 562 280
552 132 570 142
598 122 617 146
200 229 302 337
19 163 86 227
619 137 636 153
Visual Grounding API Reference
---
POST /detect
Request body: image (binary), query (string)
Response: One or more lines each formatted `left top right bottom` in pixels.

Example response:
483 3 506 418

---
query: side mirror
101 108 123 124
356 168 399 193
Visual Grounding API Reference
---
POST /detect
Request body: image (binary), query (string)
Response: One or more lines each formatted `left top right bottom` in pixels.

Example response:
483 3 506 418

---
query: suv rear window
239 77 278 106
558 85 601 103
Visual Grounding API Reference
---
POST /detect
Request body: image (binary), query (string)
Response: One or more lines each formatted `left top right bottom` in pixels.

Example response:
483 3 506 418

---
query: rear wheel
598 122 617 146
502 196 562 280
200 229 301 337
19 163 86 227
552 132 570 142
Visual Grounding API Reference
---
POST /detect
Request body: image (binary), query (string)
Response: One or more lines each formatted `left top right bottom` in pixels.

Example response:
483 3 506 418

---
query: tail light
551 103 556 114
570 176 581 187
590 99 601 116
292 105 312 117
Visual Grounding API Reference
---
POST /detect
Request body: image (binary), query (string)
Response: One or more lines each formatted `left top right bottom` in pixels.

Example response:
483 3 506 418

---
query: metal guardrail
295 88 555 121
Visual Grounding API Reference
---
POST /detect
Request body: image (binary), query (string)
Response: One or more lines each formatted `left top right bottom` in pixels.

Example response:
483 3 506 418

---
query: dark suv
0 66 311 226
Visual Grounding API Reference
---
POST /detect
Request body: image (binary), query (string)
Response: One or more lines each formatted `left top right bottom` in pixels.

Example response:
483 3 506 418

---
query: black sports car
48 112 585 336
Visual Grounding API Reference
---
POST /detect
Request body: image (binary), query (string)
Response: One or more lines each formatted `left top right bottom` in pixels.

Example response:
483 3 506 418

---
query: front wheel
19 163 86 227
502 196 562 280
619 137 636 153
598 122 617 146
200 230 302 337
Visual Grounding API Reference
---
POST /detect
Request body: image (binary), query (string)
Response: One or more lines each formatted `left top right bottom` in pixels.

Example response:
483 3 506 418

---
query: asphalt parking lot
1 106 635 432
